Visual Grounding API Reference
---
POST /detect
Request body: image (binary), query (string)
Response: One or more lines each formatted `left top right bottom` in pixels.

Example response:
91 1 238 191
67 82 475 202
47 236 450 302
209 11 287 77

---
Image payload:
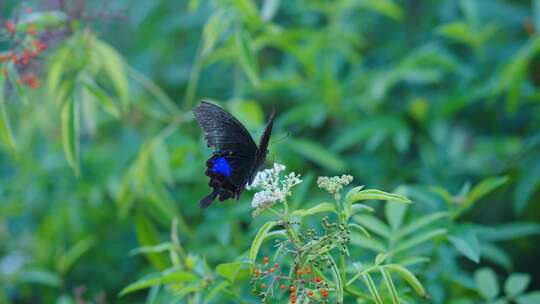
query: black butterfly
193 101 275 208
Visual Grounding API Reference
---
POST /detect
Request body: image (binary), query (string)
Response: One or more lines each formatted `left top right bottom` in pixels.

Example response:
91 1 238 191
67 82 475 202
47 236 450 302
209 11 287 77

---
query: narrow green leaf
385 201 408 231
235 28 260 86
380 267 400 304
384 264 427 298
291 202 336 217
348 223 371 238
129 242 174 256
57 236 96 275
474 268 499 300
61 97 80 175
514 157 540 214
394 212 448 241
15 269 61 287
350 234 386 252
249 221 276 262
202 10 231 55
135 212 168 270
464 176 508 207
288 139 347 172
504 273 530 298
448 231 481 263
516 292 540 304
120 271 198 296
0 72 16 151
82 81 120 118
347 189 411 205
93 39 129 108
216 262 251 283
359 0 404 21
362 273 383 304
354 215 391 239
391 228 447 256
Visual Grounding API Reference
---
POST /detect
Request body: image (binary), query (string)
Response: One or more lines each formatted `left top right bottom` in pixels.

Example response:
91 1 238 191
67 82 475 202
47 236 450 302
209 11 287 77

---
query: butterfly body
193 101 275 208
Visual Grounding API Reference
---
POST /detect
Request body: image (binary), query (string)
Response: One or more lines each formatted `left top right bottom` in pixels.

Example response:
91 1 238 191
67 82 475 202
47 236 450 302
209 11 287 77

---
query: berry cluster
298 216 351 257
251 256 332 303
1 6 48 89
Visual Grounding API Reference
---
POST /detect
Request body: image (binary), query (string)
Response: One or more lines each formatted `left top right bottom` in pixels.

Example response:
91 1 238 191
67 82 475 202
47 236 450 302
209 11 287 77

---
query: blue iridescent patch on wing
211 157 231 176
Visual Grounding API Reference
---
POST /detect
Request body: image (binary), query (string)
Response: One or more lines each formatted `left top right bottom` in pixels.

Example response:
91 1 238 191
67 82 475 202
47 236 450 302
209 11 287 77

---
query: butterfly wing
193 101 259 207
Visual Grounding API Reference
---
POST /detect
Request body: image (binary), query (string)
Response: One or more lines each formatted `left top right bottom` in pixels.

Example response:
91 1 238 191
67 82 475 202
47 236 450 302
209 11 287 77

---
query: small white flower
317 175 353 194
248 163 302 211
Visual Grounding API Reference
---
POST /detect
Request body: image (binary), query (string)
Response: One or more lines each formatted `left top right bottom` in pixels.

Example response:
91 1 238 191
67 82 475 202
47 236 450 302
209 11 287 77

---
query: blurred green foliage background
1 0 540 303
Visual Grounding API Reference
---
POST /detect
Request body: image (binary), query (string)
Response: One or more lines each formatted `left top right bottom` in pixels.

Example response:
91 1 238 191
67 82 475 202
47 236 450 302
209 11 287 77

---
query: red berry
308 290 314 297
280 284 286 290
261 283 267 289
5 20 16 33
315 276 322 283
263 256 269 265
290 285 296 292
321 289 329 298
269 268 275 273
274 262 279 269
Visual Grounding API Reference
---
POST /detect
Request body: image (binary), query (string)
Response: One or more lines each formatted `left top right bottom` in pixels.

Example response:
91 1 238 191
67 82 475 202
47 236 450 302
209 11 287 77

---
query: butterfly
193 101 275 208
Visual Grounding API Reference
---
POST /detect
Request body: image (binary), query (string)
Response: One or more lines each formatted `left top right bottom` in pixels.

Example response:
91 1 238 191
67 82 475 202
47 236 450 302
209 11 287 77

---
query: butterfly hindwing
194 101 268 208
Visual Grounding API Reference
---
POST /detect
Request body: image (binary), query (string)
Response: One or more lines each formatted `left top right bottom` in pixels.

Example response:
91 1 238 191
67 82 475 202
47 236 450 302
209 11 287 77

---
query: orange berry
305 267 312 274
23 73 40 89
290 285 296 292
269 268 275 273
308 290 314 297
27 24 36 36
263 256 269 265
261 283 267 289
280 284 286 290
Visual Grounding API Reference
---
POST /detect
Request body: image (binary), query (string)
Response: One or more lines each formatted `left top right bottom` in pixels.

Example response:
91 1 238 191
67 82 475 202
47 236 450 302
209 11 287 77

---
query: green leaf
216 262 251 283
93 39 129 108
346 189 411 205
0 72 16 152
514 157 540 214
201 10 232 55
348 223 371 238
482 243 513 271
436 21 478 48
82 81 120 118
129 242 174 256
474 268 499 300
391 228 447 256
464 176 508 207
135 212 168 270
504 273 530 298
516 292 540 304
15 269 61 287
235 28 260 86
353 215 391 239
288 139 347 172
384 264 427 298
478 222 540 242
291 202 336 217
362 273 383 304
379 267 400 304
232 0 259 21
534 0 540 32
61 97 80 175
57 236 96 275
394 212 448 241
448 230 481 263
385 201 408 231
351 234 386 252
249 221 276 262
120 271 198 296
359 0 404 21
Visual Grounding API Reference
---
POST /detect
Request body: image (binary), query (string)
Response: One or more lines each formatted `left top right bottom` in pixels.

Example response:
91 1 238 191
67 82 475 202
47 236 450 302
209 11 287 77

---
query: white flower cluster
247 163 302 209
317 175 353 194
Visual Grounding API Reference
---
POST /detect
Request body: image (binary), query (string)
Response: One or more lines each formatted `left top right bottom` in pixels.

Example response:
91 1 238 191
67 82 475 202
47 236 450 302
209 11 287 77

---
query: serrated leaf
291 202 336 217
249 221 276 262
474 268 499 300
504 273 530 298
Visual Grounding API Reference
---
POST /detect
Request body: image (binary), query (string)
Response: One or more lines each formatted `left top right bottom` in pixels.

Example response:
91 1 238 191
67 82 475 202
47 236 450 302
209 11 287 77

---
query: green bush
1 0 540 303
